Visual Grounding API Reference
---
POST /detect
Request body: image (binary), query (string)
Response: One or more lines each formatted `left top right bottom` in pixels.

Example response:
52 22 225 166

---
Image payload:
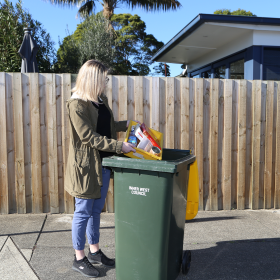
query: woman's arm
69 104 123 154
114 121 127 132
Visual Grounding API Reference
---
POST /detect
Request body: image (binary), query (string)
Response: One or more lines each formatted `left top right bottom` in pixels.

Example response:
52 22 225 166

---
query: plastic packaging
140 123 161 150
127 125 137 147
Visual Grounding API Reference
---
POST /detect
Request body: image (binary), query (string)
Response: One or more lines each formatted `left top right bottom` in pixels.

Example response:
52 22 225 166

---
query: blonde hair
72 60 108 102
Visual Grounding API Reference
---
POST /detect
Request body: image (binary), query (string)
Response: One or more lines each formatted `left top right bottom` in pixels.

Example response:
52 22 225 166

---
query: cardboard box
124 121 163 160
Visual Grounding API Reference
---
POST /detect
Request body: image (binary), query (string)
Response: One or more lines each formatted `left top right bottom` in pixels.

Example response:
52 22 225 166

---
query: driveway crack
29 214 48 262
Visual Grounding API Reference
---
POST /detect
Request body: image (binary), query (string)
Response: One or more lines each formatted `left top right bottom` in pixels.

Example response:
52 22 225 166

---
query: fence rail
0 73 280 214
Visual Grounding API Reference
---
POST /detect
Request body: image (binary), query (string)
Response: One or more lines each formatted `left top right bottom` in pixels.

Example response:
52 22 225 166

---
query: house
151 14 280 80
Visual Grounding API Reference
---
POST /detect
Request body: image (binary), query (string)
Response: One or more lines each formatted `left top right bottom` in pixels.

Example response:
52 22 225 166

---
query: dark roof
151 14 280 62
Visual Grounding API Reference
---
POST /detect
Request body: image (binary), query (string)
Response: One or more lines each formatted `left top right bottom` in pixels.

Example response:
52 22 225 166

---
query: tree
56 12 167 76
55 35 80 73
214 9 256 17
0 0 56 72
44 0 182 20
153 62 170 76
76 13 115 67
55 13 115 73
111 13 165 75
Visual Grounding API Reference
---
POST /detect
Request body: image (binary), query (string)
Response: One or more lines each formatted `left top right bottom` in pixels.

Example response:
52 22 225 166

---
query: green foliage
153 62 170 77
55 35 80 73
56 12 167 76
0 0 25 72
214 9 256 17
77 13 115 67
55 13 115 73
111 13 165 75
0 0 56 72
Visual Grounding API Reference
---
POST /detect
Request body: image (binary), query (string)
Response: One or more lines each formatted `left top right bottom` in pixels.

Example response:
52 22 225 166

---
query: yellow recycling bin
185 160 199 220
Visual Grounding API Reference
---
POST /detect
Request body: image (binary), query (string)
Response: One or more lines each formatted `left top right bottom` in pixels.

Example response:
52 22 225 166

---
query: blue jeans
72 166 111 250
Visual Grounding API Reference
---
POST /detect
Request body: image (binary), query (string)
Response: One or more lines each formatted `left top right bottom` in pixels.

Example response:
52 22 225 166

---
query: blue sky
8 0 280 76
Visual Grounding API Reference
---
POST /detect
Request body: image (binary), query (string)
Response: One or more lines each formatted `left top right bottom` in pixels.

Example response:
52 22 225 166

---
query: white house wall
253 30 280 46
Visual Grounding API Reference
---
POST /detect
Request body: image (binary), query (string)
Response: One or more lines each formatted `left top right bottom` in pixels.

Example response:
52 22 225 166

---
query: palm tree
44 0 182 20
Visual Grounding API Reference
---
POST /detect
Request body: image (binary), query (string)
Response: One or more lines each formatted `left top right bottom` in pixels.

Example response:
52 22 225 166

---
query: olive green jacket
64 92 127 199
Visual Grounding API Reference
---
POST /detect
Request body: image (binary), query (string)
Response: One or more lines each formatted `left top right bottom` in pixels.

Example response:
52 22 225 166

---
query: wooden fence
1 73 280 214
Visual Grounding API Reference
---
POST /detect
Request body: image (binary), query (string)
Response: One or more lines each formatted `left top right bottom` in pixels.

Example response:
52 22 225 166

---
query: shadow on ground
182 237 280 280
185 216 241 224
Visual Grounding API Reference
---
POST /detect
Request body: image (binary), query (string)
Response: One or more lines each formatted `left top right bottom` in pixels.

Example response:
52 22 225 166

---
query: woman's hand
122 142 136 153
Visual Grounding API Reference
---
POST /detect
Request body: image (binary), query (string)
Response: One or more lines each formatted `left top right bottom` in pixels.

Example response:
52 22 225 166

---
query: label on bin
129 186 150 196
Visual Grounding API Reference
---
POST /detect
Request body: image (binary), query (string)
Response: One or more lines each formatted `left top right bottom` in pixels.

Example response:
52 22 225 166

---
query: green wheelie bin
102 148 196 280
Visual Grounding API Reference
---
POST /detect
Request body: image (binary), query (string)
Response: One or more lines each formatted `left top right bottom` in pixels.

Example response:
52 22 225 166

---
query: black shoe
72 255 100 278
88 249 115 267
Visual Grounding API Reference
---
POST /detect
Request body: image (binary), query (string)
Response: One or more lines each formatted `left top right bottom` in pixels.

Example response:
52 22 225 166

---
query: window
263 48 280 80
192 74 200 78
201 70 211 78
214 66 226 79
230 59 244 79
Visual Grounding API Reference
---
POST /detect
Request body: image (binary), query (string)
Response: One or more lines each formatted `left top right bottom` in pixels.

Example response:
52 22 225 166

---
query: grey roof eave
151 13 280 62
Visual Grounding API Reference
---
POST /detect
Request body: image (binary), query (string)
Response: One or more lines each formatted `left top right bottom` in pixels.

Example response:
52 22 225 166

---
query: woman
65 60 137 278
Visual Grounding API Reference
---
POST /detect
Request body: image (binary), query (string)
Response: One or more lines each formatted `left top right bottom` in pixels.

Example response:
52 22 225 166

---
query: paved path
0 210 280 280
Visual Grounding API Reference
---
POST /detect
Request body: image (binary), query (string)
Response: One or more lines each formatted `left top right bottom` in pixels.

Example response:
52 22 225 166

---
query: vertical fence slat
210 79 219 211
13 73 26 214
118 76 128 141
6 73 16 213
39 74 49 212
195 78 204 210
203 79 211 210
127 76 134 122
159 78 166 148
134 76 143 123
259 82 267 209
272 82 278 207
251 80 262 209
30 73 43 213
237 80 247 210
222 79 233 210
174 78 181 149
231 80 239 209
56 74 64 213
151 77 160 132
47 74 59 213
264 81 274 209
106 75 113 108
166 77 175 149
112 76 119 119
0 73 9 214
189 79 195 152
275 82 280 208
22 73 32 213
62 73 74 214
217 80 224 209
143 77 151 128
181 78 189 150
245 81 253 208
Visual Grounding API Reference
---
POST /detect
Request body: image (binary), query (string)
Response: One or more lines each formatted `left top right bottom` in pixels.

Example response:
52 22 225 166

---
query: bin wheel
182 250 191 275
